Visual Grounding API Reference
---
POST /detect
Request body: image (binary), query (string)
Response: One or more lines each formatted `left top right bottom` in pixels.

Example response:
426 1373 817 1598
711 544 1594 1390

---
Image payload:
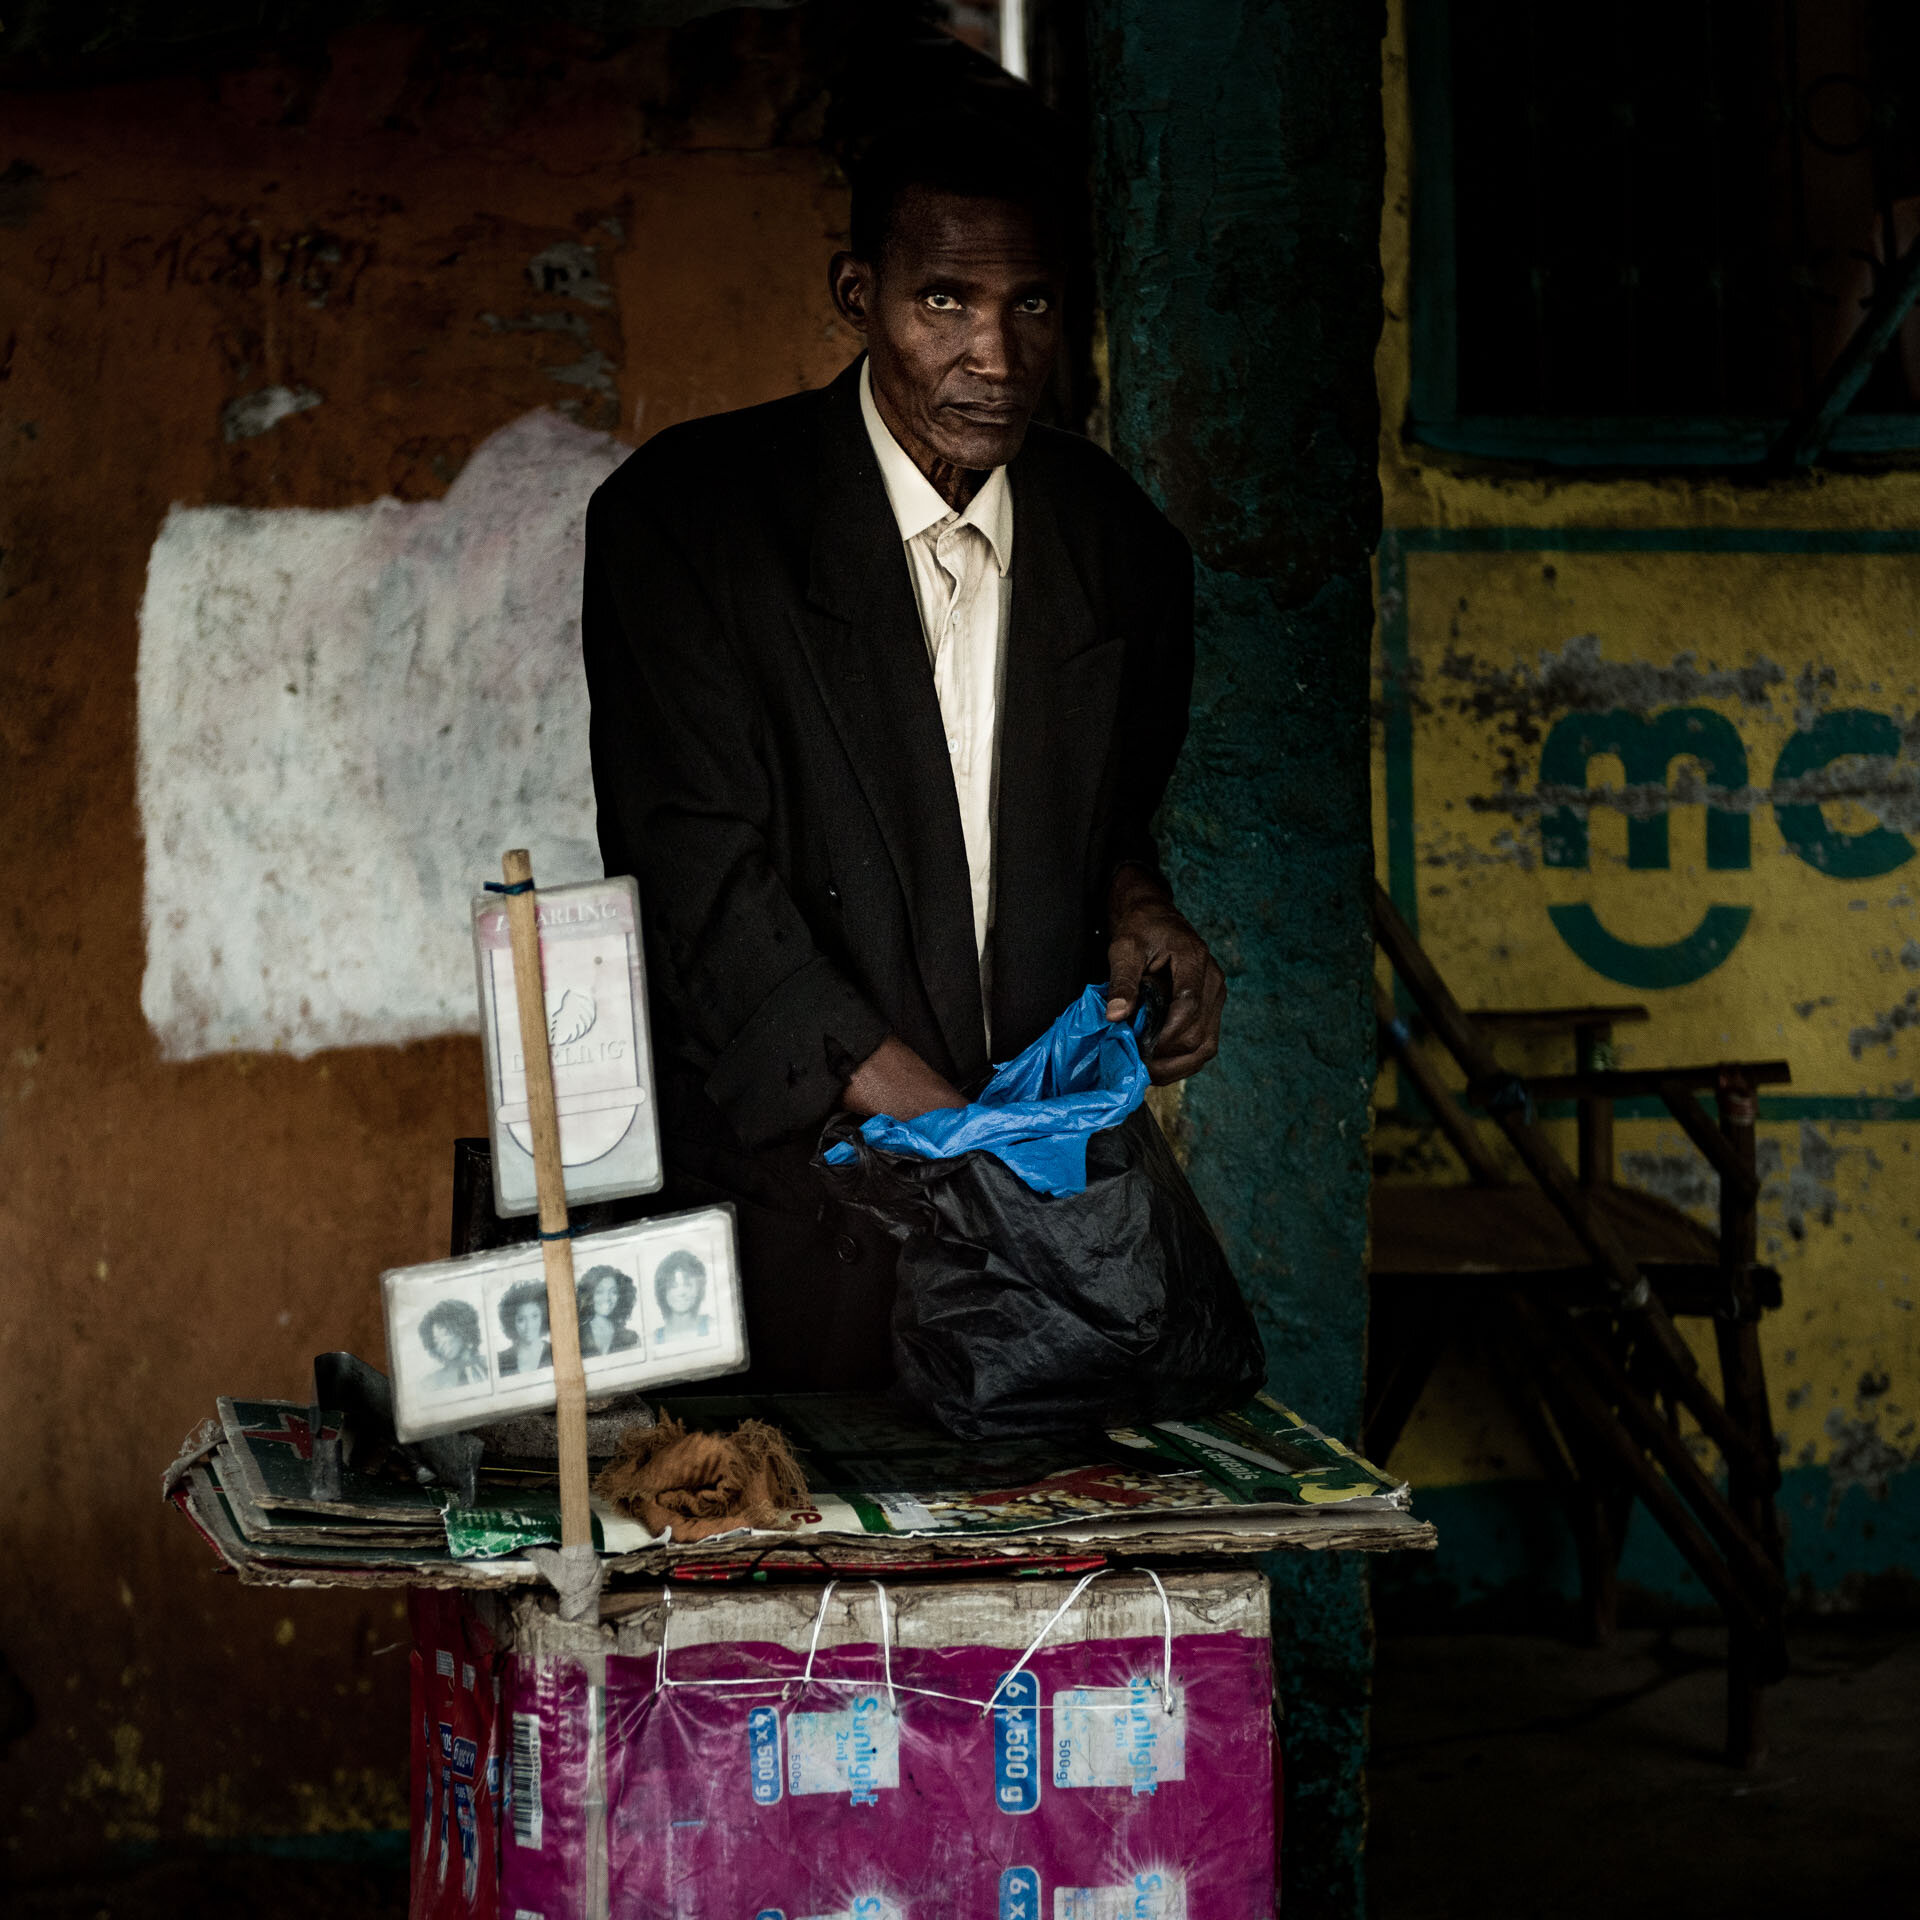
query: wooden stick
1375 883 1653 1299
501 848 592 1552
1770 223 1920 470
1556 1307 1781 1590
1502 1291 1766 1637
1373 976 1507 1186
1662 1081 1761 1209
1521 1062 1790 1101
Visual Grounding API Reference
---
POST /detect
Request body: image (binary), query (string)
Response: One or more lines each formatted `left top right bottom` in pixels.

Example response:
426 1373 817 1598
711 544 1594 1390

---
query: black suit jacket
582 357 1193 1383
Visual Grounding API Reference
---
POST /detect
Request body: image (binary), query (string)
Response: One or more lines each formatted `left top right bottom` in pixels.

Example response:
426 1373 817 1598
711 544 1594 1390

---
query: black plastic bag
814 1044 1266 1441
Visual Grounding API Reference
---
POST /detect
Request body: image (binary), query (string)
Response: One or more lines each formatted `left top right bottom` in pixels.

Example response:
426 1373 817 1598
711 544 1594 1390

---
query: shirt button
948 735 960 753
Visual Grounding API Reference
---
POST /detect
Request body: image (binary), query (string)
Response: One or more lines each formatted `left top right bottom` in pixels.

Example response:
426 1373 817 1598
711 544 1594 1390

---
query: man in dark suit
583 121 1224 1390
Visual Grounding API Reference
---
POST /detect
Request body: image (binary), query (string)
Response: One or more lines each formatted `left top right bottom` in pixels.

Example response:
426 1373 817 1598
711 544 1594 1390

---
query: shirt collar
859 357 1013 576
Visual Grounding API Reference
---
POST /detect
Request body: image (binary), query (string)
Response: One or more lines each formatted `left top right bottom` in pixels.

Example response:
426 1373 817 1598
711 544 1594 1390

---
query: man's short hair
849 114 1079 267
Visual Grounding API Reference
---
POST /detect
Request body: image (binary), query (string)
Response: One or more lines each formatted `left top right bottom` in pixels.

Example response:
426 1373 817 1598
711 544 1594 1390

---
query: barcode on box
511 1712 543 1850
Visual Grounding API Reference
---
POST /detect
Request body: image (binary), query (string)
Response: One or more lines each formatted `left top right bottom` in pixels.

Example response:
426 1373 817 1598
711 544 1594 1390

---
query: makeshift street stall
166 852 1433 1918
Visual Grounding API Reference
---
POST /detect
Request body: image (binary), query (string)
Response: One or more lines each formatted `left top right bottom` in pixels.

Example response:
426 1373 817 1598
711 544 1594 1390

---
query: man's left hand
1103 864 1226 1083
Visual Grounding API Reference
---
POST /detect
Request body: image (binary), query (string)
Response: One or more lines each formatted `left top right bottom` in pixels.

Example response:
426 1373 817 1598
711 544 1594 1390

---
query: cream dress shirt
858 360 1013 1001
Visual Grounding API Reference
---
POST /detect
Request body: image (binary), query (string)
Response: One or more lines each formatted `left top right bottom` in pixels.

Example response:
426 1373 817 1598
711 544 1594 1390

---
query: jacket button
835 1233 862 1264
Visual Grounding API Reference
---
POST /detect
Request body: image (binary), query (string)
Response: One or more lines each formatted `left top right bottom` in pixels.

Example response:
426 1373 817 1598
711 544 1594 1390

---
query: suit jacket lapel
795 362 988 1082
989 461 1113 1057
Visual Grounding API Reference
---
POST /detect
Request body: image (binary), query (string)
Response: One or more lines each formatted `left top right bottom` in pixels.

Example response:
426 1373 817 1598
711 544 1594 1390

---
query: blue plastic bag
822 985 1149 1197
814 978 1264 1438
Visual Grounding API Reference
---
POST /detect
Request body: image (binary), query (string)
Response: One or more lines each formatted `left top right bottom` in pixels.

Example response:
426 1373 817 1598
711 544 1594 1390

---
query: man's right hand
843 1034 968 1120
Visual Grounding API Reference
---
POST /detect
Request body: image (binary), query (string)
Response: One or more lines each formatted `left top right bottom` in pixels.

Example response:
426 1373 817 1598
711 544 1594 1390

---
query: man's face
832 186 1062 476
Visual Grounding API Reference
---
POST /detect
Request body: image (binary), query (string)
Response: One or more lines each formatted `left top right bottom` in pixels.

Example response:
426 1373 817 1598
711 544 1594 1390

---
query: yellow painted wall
1372 1 1919 1527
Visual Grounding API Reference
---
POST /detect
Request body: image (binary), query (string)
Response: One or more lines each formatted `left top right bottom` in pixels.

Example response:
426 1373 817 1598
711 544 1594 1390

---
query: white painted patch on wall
138 409 626 1061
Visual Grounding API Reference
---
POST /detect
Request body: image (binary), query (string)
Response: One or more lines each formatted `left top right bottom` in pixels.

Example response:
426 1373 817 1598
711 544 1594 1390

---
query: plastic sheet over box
491 1570 1277 1920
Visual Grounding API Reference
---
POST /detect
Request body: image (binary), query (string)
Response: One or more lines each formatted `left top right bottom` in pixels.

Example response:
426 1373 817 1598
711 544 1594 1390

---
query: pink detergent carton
497 1570 1277 1919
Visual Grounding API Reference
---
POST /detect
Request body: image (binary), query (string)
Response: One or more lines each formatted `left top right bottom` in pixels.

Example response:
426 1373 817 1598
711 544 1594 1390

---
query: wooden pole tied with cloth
500 848 602 1619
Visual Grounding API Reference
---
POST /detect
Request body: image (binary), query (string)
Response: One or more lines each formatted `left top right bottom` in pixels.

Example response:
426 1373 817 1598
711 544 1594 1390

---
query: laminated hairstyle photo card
472 874 662 1217
383 1206 745 1442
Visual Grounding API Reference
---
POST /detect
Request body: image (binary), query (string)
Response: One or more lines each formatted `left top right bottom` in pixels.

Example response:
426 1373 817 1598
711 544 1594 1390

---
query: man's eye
925 292 961 311
1017 296 1052 315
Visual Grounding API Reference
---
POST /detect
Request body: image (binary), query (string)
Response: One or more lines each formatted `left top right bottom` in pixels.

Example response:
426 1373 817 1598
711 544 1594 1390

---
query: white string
799 1579 839 1692
639 1571 1179 1718
870 1581 897 1714
656 1582 803 1699
654 1583 673 1693
1142 1566 1176 1712
977 1569 1104 1717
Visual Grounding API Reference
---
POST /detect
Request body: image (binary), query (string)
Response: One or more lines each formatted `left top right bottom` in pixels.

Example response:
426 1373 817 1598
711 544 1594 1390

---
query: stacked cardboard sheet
167 1390 1434 1589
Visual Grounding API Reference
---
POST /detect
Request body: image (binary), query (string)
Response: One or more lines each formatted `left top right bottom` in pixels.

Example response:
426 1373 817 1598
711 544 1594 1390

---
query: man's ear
828 250 873 333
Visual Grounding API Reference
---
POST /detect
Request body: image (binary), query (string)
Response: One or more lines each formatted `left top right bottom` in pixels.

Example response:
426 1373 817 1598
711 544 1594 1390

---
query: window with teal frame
1407 0 1920 468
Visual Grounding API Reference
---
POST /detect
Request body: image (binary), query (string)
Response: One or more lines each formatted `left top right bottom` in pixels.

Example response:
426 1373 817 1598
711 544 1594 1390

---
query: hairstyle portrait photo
496 1277 553 1376
577 1262 640 1358
417 1297 488 1393
652 1248 712 1346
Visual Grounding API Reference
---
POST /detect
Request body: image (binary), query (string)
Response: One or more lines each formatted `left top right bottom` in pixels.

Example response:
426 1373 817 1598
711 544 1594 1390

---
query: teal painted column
1087 4 1386 1912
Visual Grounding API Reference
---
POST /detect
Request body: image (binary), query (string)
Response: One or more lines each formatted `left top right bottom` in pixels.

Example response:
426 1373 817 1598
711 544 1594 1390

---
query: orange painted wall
0 19 856 1868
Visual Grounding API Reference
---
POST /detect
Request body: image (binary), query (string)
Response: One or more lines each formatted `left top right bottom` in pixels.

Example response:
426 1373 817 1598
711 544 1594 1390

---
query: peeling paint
525 239 614 309
1621 1147 1718 1214
184 1773 246 1839
1825 1408 1912 1514
1850 988 1920 1059
289 1765 408 1834
68 1723 164 1842
543 346 619 402
1771 1124 1856 1243
220 383 322 442
1440 632 1788 722
1470 753 1920 829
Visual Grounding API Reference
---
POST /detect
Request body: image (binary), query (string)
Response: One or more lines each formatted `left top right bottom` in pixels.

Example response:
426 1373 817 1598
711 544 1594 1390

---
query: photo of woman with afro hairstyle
419 1298 488 1391
495 1278 552 1376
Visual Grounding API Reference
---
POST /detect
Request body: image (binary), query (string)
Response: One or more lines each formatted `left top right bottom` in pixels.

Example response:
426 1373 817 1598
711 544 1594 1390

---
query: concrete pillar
1087 3 1387 1911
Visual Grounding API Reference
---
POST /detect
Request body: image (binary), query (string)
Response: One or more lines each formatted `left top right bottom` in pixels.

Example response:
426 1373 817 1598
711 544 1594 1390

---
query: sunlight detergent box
496 1571 1276 1920
409 1588 506 1920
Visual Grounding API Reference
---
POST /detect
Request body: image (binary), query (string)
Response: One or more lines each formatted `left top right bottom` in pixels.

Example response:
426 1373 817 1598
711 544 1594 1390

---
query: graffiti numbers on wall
34 210 375 309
